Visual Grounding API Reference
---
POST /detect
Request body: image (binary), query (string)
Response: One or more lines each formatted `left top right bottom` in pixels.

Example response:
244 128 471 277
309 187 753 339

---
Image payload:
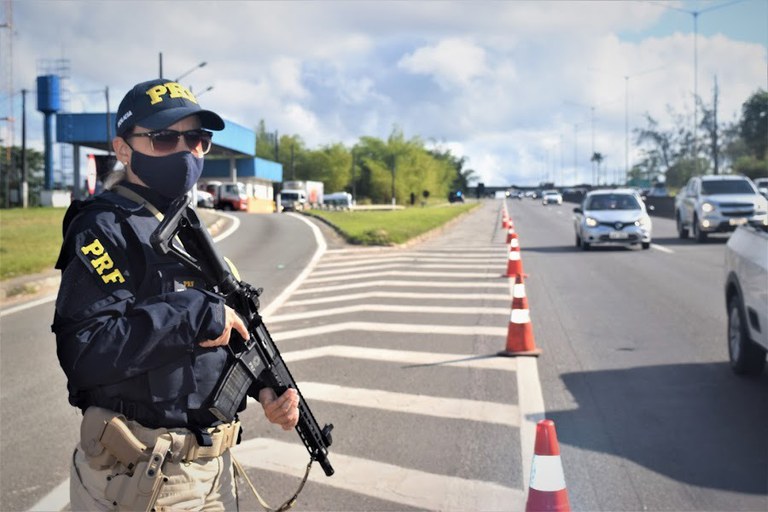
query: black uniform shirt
52 183 231 428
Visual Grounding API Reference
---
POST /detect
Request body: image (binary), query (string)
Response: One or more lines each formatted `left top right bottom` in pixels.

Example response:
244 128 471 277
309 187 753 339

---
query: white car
541 190 562 205
754 177 768 200
725 224 768 375
573 189 652 250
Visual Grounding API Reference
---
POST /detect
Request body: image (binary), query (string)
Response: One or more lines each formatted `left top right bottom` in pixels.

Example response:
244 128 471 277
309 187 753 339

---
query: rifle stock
150 195 334 476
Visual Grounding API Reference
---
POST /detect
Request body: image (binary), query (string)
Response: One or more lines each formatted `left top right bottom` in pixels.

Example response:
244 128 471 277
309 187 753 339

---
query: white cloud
5 1 767 187
398 38 489 90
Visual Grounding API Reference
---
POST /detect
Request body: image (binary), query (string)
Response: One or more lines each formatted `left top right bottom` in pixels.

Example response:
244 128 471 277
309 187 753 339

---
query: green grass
0 202 479 281
306 202 479 245
0 207 66 280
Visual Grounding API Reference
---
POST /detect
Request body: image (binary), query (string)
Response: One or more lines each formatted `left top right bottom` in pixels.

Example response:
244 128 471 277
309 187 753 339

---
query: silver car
675 175 768 242
573 189 652 250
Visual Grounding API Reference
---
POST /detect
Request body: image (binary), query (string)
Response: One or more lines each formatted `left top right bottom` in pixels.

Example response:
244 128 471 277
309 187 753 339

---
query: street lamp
565 100 597 184
195 85 214 97
572 122 584 185
175 61 207 82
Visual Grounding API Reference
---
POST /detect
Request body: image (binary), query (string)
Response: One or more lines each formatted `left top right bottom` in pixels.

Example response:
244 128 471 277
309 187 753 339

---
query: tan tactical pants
71 443 237 511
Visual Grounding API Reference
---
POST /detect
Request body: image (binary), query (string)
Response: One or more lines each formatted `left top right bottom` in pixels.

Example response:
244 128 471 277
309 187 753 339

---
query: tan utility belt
81 406 240 468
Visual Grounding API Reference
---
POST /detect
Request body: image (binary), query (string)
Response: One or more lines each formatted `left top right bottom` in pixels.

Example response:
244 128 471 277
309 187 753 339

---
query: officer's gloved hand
199 305 249 348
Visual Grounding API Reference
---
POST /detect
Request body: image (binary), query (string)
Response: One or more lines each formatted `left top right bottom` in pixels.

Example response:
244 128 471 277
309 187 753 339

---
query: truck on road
203 181 249 211
280 180 324 212
280 190 308 212
724 223 768 376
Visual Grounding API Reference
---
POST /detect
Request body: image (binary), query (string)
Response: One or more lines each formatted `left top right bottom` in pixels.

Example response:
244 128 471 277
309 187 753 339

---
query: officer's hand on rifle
199 305 250 348
259 388 300 431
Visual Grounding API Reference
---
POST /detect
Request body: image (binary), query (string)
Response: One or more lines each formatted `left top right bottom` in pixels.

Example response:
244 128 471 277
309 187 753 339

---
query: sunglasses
127 129 213 155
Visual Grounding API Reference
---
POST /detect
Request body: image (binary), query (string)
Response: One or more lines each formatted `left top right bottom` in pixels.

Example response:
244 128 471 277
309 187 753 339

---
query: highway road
1 199 766 511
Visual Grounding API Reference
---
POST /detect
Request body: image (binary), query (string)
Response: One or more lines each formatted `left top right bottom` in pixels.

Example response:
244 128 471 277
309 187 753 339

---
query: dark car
448 191 465 203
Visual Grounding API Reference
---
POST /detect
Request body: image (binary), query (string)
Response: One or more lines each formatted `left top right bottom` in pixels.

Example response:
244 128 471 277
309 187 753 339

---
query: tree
0 146 45 208
635 114 674 171
303 143 351 193
428 148 478 193
739 89 768 160
254 120 279 160
251 122 472 205
590 152 604 184
277 134 306 181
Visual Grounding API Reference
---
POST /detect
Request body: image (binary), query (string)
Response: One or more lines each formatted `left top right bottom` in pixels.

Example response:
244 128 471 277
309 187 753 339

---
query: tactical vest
59 189 239 428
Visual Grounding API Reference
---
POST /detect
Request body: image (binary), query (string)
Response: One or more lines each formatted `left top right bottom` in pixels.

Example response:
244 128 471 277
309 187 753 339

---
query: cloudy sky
2 0 766 187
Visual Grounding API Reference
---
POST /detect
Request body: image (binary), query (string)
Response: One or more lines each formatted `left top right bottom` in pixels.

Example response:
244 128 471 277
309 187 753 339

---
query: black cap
115 78 225 137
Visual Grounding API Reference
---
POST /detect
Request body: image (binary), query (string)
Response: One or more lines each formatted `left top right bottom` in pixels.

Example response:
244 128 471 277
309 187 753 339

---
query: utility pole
290 140 295 180
391 157 397 207
21 89 27 208
573 123 579 185
712 75 719 175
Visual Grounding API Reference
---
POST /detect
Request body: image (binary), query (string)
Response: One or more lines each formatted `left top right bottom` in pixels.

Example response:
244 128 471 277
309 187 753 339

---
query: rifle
150 195 334 477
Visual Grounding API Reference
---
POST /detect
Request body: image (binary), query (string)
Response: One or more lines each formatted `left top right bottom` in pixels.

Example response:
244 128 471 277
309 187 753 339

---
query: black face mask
130 150 204 200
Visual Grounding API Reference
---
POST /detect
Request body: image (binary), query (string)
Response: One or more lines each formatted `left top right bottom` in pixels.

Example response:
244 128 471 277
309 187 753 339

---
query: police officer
52 78 299 510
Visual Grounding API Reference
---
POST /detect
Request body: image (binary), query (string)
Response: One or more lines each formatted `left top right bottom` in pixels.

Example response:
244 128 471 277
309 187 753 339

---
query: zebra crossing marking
268 303 509 323
233 438 526 512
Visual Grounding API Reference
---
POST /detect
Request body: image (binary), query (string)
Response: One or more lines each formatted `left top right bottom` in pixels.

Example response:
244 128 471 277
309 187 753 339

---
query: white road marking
296 381 520 426
269 321 508 340
27 478 69 512
268 303 509 322
311 262 502 277
0 295 56 317
211 211 240 242
281 344 518 371
260 213 327 318
651 243 675 254
232 438 526 512
516 357 546 490
317 255 504 269
325 248 503 256
293 280 510 295
304 270 500 284
288 291 511 306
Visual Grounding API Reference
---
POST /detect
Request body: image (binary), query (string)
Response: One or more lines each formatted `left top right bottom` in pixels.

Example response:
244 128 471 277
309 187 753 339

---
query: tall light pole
573 122 583 185
565 100 596 184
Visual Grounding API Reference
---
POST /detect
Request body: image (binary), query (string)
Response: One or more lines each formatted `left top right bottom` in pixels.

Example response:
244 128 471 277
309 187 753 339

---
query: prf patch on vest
76 230 127 286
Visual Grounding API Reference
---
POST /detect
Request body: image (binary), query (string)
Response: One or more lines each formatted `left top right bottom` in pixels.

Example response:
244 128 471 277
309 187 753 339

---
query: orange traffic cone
526 420 570 512
506 226 517 244
505 237 524 277
501 209 510 229
498 273 541 356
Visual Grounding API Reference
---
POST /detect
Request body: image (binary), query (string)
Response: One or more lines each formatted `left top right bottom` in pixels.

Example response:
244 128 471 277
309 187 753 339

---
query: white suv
675 175 768 242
